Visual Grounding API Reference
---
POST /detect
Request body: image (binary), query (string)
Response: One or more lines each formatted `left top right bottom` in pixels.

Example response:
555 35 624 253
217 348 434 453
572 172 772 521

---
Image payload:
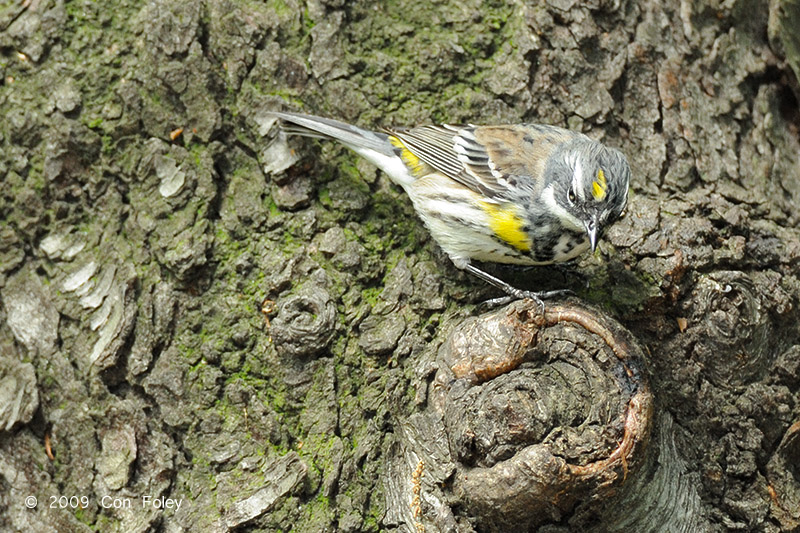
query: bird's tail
269 111 416 187
269 112 395 157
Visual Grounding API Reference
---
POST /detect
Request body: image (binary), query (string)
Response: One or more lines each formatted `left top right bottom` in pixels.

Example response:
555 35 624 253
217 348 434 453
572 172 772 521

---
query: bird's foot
481 288 573 310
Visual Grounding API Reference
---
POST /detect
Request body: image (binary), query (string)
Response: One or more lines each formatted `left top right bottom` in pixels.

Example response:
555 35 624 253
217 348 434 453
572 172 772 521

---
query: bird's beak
586 217 600 252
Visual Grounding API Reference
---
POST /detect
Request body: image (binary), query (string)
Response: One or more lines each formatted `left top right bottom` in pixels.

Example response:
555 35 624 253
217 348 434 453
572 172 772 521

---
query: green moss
100 135 115 155
92 514 115 532
266 197 281 217
281 229 297 248
318 187 332 207
336 158 364 183
74 506 91 525
187 358 207 373
331 0 517 122
361 286 381 307
302 7 315 30
579 264 661 314
267 0 291 17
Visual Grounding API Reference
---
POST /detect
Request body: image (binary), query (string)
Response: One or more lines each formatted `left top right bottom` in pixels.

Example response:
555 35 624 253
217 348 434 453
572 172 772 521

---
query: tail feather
269 112 394 157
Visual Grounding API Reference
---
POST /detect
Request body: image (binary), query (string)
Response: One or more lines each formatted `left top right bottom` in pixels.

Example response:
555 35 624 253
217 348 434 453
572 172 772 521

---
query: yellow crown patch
592 169 608 200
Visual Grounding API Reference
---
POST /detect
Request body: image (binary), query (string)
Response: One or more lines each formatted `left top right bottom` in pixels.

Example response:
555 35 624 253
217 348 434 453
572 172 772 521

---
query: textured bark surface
1 0 800 532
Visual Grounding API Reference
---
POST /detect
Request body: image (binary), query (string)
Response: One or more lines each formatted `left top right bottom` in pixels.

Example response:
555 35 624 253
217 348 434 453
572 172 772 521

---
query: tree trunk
1 0 799 532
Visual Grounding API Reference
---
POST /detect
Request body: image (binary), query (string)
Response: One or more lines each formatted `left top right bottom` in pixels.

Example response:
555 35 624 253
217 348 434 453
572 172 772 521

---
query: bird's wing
382 125 464 181
385 124 577 200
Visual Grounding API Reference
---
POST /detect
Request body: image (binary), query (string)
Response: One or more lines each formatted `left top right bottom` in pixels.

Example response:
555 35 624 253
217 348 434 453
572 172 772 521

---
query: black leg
462 262 572 308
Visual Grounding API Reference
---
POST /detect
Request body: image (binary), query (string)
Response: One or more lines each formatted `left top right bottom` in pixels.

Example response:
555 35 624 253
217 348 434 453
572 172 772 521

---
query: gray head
547 139 631 250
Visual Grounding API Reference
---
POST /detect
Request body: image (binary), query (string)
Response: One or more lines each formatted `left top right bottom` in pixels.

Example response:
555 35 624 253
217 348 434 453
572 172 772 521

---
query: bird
269 111 631 305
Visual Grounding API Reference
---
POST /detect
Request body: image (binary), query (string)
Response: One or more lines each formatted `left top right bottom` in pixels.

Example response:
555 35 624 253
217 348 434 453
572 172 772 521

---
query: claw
463 262 574 309
480 295 517 308
480 288 572 310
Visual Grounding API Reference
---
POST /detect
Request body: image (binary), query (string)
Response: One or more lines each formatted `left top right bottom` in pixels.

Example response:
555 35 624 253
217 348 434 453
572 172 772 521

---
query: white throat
542 185 583 232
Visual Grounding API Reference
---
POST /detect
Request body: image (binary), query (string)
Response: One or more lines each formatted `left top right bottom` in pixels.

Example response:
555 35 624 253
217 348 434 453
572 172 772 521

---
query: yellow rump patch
480 202 532 252
389 136 426 177
592 169 608 200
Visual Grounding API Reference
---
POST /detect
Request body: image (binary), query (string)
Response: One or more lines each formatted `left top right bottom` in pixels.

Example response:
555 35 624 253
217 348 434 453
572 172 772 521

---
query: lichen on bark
1 0 800 532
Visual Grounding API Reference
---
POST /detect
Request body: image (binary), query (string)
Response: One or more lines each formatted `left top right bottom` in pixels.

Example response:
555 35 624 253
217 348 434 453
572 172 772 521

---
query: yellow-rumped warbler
270 112 630 304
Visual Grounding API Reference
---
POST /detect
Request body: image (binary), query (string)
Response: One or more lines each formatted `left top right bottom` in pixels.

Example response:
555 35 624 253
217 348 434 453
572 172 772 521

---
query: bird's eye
567 187 576 203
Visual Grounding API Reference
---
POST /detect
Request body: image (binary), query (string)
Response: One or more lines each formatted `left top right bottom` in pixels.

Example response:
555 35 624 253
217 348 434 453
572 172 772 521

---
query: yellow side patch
389 136 426 177
480 202 532 252
592 169 608 200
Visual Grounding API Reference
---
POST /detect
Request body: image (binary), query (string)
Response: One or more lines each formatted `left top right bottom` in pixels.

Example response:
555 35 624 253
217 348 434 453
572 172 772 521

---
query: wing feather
384 125 464 178
385 123 583 200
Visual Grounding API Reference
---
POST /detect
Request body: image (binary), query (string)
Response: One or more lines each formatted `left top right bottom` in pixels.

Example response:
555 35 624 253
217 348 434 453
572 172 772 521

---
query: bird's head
550 140 631 251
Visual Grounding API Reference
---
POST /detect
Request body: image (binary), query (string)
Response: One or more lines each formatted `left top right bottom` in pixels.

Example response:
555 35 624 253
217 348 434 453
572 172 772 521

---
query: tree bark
1 0 799 532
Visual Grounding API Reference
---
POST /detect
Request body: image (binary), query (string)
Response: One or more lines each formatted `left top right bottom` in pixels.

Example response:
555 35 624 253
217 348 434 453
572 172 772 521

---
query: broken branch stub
388 299 653 532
